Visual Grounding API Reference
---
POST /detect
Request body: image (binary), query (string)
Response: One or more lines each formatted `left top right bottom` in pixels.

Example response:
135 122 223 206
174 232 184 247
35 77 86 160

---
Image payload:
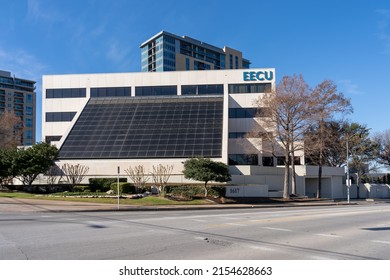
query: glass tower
0 70 36 146
140 31 251 72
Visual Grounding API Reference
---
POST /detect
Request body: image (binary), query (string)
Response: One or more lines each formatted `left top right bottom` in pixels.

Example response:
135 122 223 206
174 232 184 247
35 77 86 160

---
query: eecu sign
243 71 274 82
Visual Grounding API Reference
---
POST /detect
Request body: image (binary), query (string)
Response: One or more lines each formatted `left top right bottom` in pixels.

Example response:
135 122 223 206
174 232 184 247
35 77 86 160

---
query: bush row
73 183 226 198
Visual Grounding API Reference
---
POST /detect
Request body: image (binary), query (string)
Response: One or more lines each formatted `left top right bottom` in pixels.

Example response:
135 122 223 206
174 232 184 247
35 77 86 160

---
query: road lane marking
315 233 341 238
225 223 247 227
371 240 390 245
263 227 292 232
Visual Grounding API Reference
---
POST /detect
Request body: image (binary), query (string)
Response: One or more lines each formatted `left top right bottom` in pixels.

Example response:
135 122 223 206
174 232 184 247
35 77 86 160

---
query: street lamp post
346 138 350 204
117 166 120 210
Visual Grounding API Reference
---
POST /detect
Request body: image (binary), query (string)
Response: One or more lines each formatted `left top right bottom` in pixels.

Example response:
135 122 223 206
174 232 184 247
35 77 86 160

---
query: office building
0 70 36 146
42 68 344 198
140 31 251 72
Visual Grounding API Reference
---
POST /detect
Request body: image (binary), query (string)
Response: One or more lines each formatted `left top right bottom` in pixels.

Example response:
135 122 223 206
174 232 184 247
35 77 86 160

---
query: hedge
109 182 134 194
89 178 127 192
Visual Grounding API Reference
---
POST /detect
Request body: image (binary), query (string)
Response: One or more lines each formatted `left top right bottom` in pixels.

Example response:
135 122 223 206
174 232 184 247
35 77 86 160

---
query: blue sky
1 0 389 141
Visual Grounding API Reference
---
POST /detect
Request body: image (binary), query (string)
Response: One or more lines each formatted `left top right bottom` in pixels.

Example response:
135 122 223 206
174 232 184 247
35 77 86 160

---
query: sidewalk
0 196 367 213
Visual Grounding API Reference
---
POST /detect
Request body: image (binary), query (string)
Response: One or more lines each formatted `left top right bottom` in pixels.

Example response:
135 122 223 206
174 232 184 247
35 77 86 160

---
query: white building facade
42 68 344 198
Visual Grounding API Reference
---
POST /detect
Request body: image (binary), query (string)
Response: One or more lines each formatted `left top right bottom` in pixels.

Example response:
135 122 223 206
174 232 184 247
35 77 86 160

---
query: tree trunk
204 181 208 197
317 165 322 199
356 173 360 199
291 150 296 195
283 152 290 199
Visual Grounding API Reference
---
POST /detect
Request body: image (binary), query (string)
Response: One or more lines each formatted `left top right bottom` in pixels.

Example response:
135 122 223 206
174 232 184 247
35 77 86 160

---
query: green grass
0 191 37 199
0 191 212 206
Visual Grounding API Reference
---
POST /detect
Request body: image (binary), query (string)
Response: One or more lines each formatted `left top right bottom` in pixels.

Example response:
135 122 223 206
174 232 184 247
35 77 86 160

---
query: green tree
0 148 17 187
182 158 231 197
308 80 352 198
13 142 59 186
346 123 379 197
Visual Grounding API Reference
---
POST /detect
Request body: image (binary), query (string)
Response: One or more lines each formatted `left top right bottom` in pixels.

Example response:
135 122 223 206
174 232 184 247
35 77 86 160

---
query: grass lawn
0 191 213 206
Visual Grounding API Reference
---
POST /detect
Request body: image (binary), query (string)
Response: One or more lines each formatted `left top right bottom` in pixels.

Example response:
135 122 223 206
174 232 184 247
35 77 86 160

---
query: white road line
315 233 341 238
247 245 276 252
371 240 390 245
225 223 247 227
191 219 208 222
263 227 292 232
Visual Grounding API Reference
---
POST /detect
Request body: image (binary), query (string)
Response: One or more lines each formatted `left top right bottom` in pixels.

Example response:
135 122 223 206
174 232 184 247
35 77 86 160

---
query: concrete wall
226 185 269 197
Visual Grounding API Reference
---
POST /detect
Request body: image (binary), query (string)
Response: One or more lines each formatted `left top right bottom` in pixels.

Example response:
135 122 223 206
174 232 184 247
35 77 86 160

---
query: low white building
42 68 344 198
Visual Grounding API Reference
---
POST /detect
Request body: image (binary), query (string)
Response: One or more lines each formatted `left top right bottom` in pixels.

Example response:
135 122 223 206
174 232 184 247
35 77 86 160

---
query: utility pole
117 166 120 210
346 138 350 204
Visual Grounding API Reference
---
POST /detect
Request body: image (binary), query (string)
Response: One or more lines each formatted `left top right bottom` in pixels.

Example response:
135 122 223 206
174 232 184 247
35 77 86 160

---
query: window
228 132 247 139
228 83 272 94
228 154 258 165
276 157 301 166
90 87 131 97
229 107 270 118
135 86 177 96
46 88 86 98
262 156 274 166
186 58 190 70
26 94 33 103
181 84 223 95
46 112 76 122
25 130 33 140
26 118 33 128
26 106 33 116
45 136 62 144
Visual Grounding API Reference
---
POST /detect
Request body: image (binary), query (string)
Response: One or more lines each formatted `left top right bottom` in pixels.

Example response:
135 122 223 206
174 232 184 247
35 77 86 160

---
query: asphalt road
1 203 390 260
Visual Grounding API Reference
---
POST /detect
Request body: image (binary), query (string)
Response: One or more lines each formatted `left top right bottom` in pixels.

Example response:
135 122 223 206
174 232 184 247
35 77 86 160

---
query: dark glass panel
59 96 223 159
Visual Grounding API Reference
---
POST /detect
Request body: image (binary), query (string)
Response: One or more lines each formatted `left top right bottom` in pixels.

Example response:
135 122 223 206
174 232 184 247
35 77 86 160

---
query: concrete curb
0 197 366 213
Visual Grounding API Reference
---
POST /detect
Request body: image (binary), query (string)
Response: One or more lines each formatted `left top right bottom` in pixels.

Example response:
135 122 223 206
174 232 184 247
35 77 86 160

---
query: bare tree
373 129 390 169
0 111 23 149
124 165 149 193
305 80 352 198
45 165 63 186
151 164 174 195
61 163 89 189
257 74 313 199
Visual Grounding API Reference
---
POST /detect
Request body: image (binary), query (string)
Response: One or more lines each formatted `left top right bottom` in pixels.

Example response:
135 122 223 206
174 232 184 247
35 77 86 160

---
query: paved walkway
0 196 369 213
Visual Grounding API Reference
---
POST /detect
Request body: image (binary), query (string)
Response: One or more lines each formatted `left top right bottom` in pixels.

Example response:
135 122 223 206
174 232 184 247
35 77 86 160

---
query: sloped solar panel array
59 96 223 159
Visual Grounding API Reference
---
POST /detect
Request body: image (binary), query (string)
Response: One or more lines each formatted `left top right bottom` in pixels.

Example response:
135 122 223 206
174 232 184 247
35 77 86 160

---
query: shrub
209 186 226 197
167 185 226 198
89 178 127 192
167 186 204 198
73 185 91 193
109 182 134 195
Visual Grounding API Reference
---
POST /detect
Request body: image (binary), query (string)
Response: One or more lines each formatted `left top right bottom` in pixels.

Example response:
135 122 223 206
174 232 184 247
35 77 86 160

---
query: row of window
46 88 86 98
90 87 131 97
46 112 76 122
46 82 271 99
228 83 272 94
229 107 270 118
228 154 301 166
182 84 223 95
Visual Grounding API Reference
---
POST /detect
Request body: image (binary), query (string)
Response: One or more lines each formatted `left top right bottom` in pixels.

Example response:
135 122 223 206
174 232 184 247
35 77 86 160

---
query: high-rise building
0 70 36 146
140 31 251 72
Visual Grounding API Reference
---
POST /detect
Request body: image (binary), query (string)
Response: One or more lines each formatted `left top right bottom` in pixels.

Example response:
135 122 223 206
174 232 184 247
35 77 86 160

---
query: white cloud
0 48 46 81
338 80 363 95
376 9 390 53
106 41 131 63
27 0 63 23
